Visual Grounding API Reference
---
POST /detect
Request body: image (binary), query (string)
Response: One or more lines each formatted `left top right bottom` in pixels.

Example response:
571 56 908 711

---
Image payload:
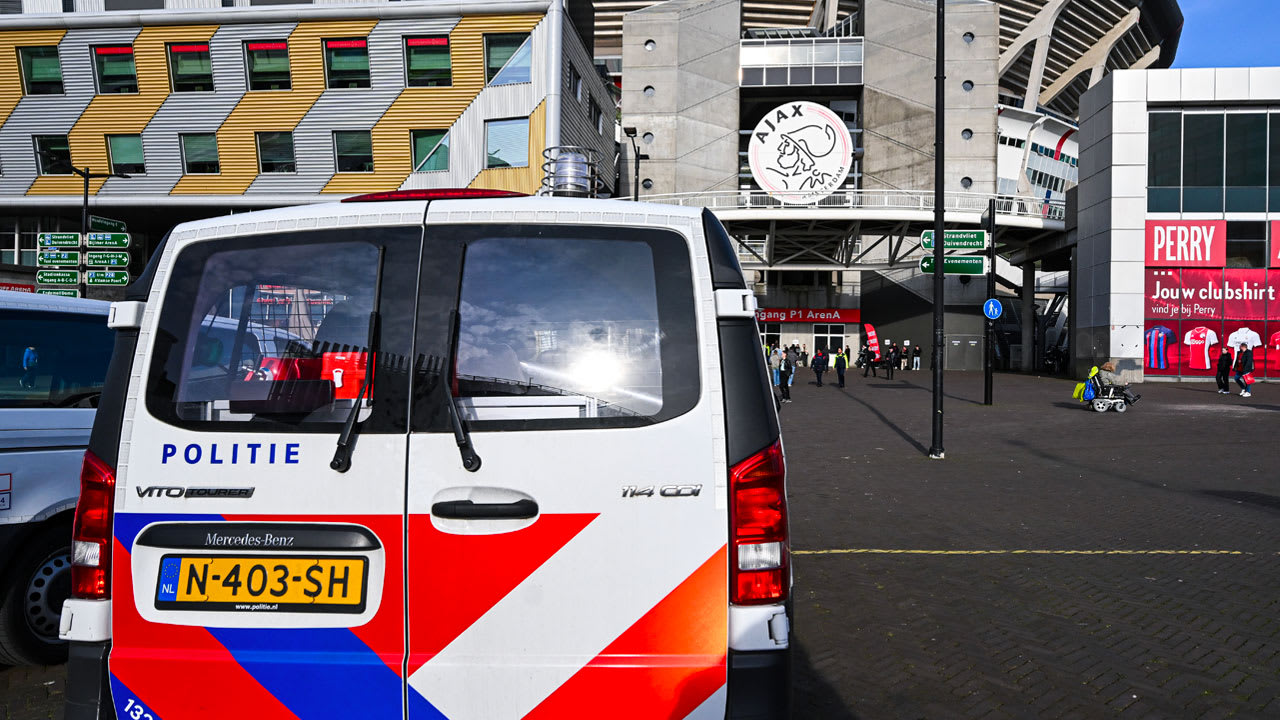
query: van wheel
0 526 71 665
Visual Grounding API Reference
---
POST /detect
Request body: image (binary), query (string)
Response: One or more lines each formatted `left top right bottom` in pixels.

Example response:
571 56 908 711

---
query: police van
0 289 112 665
62 192 790 719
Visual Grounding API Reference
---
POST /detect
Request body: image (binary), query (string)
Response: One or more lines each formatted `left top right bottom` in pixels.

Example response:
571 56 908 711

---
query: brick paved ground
5 371 1278 719
785 370 1280 719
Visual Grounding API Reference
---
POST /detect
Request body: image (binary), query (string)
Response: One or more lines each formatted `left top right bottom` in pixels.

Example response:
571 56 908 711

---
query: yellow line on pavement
793 548 1259 556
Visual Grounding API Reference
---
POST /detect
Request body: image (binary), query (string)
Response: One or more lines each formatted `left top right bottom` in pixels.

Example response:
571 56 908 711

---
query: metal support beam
1039 7 1141 106
1021 262 1036 372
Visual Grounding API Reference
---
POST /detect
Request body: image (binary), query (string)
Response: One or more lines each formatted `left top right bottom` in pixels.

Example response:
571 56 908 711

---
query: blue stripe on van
113 512 224 552
209 627 447 720
110 673 165 720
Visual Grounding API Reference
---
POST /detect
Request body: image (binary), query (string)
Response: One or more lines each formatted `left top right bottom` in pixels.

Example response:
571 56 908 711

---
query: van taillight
729 440 788 605
71 451 116 600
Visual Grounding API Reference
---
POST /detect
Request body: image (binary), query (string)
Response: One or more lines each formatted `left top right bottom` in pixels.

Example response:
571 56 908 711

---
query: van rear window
0 310 112 408
145 230 420 432
430 224 700 429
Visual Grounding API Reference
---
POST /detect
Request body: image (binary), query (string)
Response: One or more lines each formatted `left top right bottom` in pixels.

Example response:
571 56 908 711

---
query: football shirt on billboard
1183 326 1218 370
1145 325 1174 369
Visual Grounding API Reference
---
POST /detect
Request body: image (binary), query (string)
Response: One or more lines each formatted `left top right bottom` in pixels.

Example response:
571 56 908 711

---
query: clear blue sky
1171 0 1280 68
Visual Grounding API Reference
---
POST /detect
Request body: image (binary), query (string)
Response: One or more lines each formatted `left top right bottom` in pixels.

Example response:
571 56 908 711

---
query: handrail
640 189 1067 221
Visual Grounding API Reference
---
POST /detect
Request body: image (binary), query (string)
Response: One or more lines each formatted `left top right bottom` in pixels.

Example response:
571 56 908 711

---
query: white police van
61 192 790 719
0 289 112 665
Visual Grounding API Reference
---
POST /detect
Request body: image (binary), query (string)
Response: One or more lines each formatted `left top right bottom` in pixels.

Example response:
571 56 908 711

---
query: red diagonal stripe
110 537 300 720
407 513 598 675
522 546 729 720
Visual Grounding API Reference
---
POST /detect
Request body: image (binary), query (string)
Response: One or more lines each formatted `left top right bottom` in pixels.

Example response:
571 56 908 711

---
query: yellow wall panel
322 13 544 194
171 19 376 195
28 25 216 196
0 29 67 128
469 99 546 195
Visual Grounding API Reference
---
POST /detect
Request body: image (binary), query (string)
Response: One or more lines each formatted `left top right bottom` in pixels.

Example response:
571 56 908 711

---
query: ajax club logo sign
748 101 853 205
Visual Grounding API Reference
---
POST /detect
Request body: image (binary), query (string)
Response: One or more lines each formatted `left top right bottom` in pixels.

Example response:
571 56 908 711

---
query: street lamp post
37 152 128 298
622 126 650 202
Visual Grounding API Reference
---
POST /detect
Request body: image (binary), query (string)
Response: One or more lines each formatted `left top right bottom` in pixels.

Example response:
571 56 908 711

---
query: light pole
38 152 128 298
622 126 649 202
928 0 945 459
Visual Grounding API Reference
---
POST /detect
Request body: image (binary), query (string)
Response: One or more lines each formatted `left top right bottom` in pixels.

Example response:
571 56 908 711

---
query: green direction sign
37 288 80 298
85 232 130 248
921 229 989 251
37 232 80 248
36 250 80 267
36 269 79 285
86 251 130 267
86 270 130 286
919 255 989 275
89 215 127 233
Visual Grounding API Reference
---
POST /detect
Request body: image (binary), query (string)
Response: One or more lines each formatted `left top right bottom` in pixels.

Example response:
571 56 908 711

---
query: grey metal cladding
558 17 615 191
246 18 445 194
101 22 297 194
0 26 140 196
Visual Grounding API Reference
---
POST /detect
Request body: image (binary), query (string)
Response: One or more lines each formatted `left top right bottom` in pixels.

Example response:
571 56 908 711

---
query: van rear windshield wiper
444 310 481 472
330 247 384 473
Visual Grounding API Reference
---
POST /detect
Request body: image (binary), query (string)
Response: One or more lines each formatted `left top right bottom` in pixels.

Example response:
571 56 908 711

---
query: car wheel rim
24 551 71 643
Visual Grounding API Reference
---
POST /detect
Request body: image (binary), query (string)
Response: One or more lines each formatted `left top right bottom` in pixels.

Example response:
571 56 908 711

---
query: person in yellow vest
833 348 848 388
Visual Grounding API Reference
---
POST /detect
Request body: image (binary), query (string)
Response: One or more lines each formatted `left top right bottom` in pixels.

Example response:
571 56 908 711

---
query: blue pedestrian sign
983 298 1003 320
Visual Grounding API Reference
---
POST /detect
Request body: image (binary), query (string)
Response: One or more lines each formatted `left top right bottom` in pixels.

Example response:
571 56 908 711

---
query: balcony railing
642 189 1068 222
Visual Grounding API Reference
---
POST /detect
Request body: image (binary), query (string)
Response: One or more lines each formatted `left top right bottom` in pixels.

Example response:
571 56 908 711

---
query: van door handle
431 499 539 520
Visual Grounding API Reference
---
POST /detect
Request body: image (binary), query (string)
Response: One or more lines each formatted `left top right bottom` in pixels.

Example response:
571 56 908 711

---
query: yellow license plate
155 555 367 613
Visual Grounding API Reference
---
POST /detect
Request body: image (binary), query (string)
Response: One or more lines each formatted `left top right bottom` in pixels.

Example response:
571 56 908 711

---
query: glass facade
333 130 373 172
325 39 370 89
107 134 145 175
168 43 214 92
1148 110 1280 213
256 131 295 173
245 41 291 91
180 133 220 174
94 46 137 94
484 34 531 85
19 46 63 95
405 37 451 87
411 129 449 172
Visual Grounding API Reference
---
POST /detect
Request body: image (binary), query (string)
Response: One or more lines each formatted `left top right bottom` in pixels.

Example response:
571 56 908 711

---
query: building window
1182 113 1224 212
168 43 214 92
405 36 451 87
591 101 603 134
107 134 145 175
180 133 220 174
411 129 449 172
325 38 370 89
33 135 71 175
256 131 295 173
1271 114 1280 211
18 47 63 95
484 33 531 85
1147 112 1181 212
94 46 138 94
1225 113 1266 212
570 64 582 100
333 130 373 172
245 41 291 91
485 118 529 168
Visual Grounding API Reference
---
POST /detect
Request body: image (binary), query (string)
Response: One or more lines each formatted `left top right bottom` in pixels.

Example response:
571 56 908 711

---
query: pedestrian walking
861 343 877 378
813 349 827 386
885 344 899 380
20 345 39 389
1215 347 1232 394
834 348 848 388
1233 343 1255 397
800 344 809 367
787 345 800 386
769 348 782 386
778 349 793 402
912 345 922 370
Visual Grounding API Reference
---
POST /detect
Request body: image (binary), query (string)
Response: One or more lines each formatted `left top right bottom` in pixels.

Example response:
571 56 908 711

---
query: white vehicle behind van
0 289 112 665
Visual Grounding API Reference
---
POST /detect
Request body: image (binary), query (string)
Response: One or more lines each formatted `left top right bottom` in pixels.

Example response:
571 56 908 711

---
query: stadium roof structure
593 0 1183 119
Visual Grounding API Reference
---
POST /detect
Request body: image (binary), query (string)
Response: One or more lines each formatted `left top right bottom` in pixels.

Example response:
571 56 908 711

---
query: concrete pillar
1021 263 1035 371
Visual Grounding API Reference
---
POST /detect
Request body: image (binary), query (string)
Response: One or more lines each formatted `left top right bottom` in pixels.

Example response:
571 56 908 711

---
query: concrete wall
619 0 739 198
861 0 998 194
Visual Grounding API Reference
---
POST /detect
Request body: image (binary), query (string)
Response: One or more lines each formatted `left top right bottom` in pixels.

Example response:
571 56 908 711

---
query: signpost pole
80 168 89 299
929 0 945 459
984 198 995 406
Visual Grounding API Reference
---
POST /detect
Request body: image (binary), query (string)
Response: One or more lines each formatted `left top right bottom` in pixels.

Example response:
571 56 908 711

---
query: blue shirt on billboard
1145 326 1174 369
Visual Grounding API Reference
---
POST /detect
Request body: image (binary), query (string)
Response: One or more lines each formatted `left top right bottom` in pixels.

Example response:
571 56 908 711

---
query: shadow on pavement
1200 489 1280 514
835 387 929 456
791 639 862 720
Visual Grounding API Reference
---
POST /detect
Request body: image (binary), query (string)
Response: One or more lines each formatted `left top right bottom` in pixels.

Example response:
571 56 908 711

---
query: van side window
422 224 699 430
0 310 112 408
146 230 420 432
